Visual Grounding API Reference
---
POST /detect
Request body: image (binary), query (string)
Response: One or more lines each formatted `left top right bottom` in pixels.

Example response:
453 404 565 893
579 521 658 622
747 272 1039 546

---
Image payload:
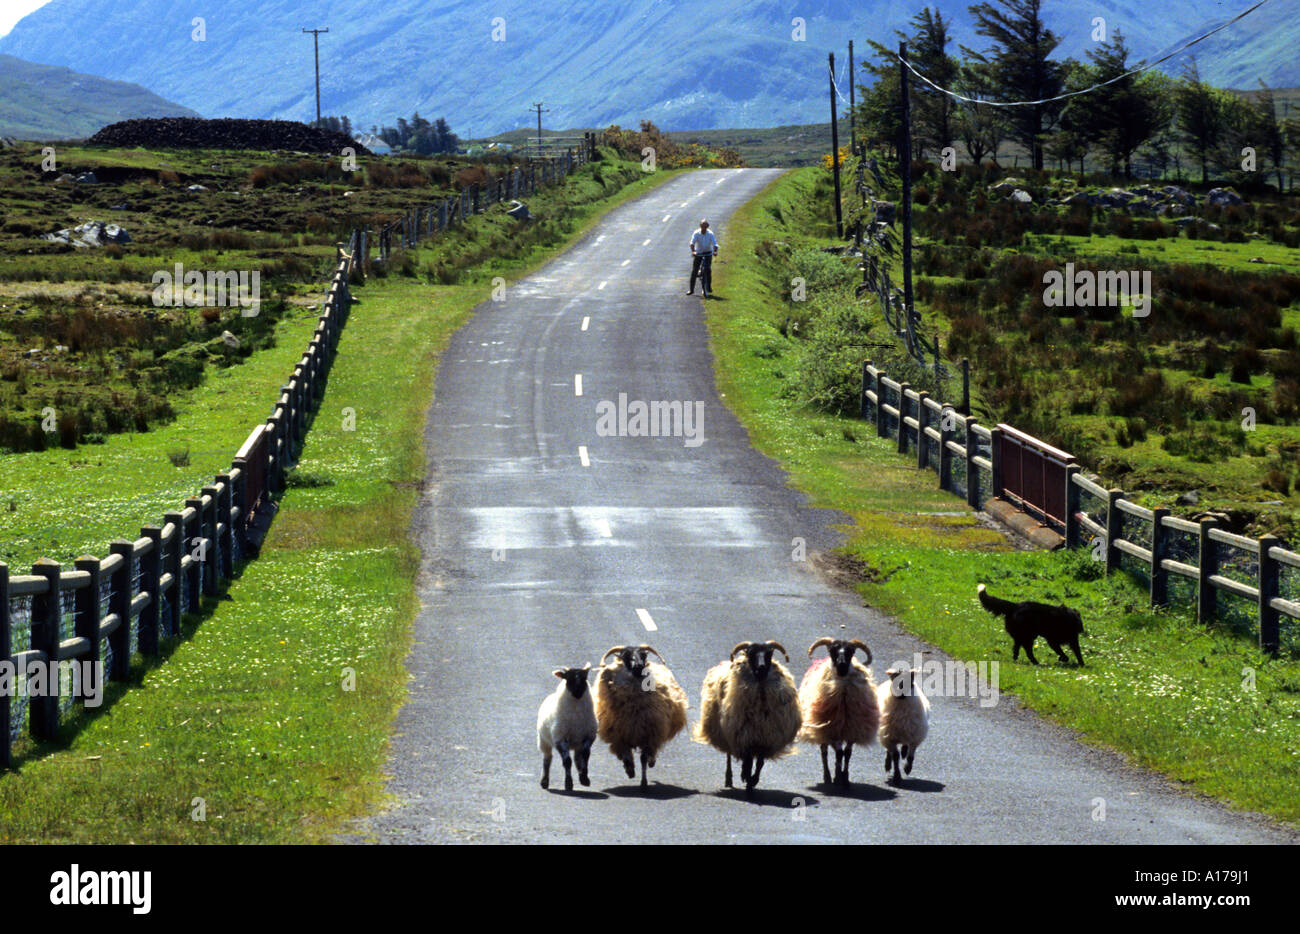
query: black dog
977 584 1085 665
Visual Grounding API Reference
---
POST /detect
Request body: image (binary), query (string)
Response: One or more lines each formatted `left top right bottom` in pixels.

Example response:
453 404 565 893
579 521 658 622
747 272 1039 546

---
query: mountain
1153 0 1300 89
0 53 199 139
0 0 1269 135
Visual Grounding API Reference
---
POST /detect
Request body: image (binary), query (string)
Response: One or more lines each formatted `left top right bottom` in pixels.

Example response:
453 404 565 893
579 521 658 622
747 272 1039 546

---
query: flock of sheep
536 638 931 795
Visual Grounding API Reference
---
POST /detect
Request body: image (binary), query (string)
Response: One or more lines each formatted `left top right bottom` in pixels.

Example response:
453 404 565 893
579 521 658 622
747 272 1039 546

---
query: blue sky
0 0 52 39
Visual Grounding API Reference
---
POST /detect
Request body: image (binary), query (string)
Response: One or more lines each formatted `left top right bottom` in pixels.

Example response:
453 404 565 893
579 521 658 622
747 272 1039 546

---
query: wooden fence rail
0 146 596 768
860 359 1300 656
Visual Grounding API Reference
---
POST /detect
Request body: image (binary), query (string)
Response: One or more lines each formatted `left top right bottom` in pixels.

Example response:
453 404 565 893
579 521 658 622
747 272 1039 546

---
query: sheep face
732 640 789 682
603 644 665 683
885 668 920 697
554 665 592 699
808 637 872 677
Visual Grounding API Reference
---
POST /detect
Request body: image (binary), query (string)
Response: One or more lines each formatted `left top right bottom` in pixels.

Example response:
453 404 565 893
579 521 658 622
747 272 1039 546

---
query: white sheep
537 664 598 791
876 667 931 785
694 641 802 794
797 637 879 786
594 645 688 787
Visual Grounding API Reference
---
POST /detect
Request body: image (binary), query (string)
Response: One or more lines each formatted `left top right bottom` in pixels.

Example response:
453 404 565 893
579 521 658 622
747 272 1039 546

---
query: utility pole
848 40 856 155
303 27 329 127
532 102 549 159
898 42 914 352
828 53 843 239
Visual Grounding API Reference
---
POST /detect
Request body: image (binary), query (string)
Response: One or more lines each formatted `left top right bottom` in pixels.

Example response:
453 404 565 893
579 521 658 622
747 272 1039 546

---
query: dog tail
977 583 1017 618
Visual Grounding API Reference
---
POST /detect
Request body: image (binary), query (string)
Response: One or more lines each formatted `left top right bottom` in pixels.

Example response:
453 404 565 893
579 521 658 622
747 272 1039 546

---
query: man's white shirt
690 230 718 255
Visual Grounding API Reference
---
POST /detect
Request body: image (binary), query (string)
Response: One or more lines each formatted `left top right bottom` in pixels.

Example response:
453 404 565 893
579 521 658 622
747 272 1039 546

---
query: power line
895 0 1269 108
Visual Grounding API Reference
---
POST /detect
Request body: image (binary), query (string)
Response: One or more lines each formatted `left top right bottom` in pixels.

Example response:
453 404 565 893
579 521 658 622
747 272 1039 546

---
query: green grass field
707 167 1300 827
0 155 682 843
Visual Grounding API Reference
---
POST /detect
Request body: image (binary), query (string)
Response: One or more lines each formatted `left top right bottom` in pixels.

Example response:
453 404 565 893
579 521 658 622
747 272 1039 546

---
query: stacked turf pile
87 117 369 154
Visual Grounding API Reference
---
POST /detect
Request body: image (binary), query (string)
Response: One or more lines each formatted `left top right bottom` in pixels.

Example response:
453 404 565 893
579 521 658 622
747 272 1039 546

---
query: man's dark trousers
690 253 713 294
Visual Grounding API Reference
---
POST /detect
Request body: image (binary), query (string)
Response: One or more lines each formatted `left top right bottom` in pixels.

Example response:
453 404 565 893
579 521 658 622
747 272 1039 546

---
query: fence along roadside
0 139 597 769
861 359 1300 656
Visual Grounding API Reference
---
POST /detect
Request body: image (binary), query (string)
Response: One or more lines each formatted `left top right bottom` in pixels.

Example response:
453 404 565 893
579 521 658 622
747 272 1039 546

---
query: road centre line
581 316 590 330
635 608 658 632
575 374 583 396
578 445 590 467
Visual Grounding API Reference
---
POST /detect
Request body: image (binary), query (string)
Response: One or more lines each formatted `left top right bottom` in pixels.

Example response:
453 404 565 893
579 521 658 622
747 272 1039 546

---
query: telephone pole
848 40 856 155
828 52 843 239
303 27 329 126
531 102 549 158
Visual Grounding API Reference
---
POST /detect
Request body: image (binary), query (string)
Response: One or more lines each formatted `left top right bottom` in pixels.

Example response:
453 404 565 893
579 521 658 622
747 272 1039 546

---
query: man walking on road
688 218 718 298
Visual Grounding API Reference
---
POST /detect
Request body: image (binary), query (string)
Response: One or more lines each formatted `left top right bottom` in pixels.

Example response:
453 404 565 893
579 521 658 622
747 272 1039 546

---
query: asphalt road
345 168 1295 844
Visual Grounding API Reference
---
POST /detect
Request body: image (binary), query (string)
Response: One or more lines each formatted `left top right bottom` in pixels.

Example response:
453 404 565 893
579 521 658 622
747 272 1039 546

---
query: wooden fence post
1064 465 1081 548
164 512 185 633
989 427 1004 499
1258 534 1281 655
876 378 888 439
30 558 61 740
138 526 162 655
107 541 133 680
964 417 980 509
217 474 234 580
939 407 953 492
860 361 872 421
1149 508 1169 606
185 499 204 609
1104 490 1123 575
916 392 930 470
201 487 219 596
896 384 910 454
1197 518 1219 623
73 557 102 705
1 563 10 768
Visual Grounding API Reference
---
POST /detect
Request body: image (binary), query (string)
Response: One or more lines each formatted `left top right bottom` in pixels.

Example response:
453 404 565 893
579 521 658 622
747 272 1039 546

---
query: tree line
312 113 461 155
855 0 1296 187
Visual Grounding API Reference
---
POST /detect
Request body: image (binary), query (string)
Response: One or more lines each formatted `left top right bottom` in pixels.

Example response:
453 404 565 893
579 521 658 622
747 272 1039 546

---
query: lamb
594 644 689 787
536 664 598 791
876 667 931 785
797 637 880 786
694 640 802 794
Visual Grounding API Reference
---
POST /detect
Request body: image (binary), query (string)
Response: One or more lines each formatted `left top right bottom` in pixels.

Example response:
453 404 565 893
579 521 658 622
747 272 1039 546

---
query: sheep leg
820 745 832 784
540 751 552 789
725 754 734 789
746 756 765 792
904 747 916 776
740 755 752 786
621 753 636 779
639 749 649 788
840 744 853 786
557 740 574 791
577 738 592 786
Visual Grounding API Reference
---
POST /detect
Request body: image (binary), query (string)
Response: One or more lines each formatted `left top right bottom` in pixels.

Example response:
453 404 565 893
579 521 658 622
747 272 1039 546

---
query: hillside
0 0 1258 136
0 53 198 140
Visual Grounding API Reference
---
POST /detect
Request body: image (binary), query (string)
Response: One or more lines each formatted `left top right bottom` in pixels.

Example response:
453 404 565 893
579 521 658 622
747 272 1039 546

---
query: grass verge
0 159 682 843
707 167 1300 827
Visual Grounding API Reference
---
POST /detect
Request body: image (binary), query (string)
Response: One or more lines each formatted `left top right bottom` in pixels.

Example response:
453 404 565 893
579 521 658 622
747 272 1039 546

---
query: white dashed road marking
575 374 583 396
581 316 590 331
642 238 651 246
578 445 590 467
598 281 607 290
636 609 658 632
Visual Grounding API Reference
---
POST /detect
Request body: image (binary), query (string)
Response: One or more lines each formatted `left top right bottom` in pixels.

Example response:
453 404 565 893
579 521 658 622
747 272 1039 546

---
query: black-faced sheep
797 637 879 786
594 645 689 787
876 667 931 785
537 664 598 791
694 640 802 794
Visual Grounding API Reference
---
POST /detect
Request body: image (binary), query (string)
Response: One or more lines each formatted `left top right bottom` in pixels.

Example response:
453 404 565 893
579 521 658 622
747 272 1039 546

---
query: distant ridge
0 53 198 140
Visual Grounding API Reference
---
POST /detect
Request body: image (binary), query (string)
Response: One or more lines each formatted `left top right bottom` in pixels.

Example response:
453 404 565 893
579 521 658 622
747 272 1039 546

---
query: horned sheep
797 637 880 786
594 644 689 787
694 640 802 794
